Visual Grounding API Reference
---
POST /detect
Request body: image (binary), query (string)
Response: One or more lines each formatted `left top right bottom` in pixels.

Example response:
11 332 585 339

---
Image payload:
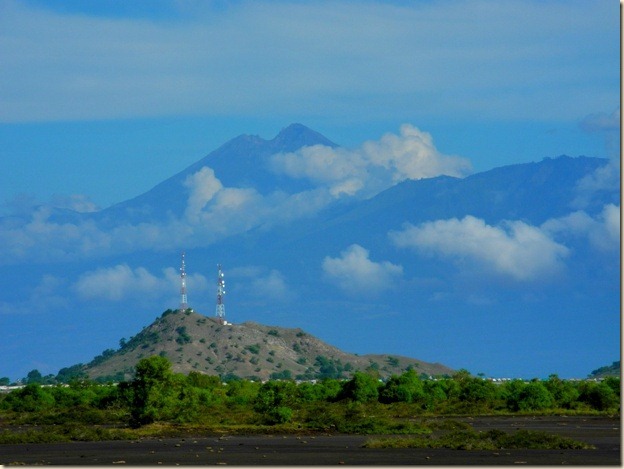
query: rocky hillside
82 308 455 382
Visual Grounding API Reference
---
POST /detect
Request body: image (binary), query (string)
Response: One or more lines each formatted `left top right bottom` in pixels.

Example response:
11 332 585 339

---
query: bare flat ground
0 416 619 465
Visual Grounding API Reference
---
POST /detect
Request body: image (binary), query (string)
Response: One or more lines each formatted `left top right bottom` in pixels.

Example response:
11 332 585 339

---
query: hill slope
588 361 620 379
83 308 455 382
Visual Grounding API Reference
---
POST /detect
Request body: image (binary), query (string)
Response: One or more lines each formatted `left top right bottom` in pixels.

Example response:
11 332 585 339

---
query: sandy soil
0 415 619 465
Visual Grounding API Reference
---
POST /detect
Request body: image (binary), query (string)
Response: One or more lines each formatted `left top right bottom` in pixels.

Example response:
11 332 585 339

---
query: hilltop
81 308 454 382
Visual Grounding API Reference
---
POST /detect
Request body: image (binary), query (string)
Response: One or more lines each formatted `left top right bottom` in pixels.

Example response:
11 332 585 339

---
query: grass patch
364 428 595 450
0 425 137 444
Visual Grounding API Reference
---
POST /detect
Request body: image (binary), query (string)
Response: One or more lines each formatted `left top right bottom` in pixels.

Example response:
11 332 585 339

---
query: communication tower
179 252 188 312
216 264 226 324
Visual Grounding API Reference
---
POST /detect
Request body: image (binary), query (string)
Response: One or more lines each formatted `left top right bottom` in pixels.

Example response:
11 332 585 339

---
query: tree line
0 356 619 432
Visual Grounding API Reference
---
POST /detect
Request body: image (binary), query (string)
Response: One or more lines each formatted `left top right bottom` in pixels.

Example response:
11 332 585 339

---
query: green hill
79 308 454 382
588 361 620 379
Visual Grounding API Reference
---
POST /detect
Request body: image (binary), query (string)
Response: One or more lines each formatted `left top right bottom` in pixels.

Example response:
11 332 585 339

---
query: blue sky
0 0 619 211
0 0 620 381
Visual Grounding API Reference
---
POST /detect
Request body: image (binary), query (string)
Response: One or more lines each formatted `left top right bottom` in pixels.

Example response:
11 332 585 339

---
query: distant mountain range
0 123 619 381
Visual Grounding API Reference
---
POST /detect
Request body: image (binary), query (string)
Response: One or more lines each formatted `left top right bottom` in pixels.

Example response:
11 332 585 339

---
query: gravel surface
0 416 619 465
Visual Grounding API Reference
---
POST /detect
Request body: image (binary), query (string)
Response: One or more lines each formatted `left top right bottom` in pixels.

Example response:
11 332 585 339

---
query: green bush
380 369 424 404
1 383 55 412
340 372 380 403
517 381 554 411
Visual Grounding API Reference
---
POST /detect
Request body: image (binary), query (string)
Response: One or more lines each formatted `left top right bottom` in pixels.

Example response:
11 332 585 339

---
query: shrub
380 369 424 404
517 381 554 411
254 381 297 425
340 372 380 403
1 383 56 412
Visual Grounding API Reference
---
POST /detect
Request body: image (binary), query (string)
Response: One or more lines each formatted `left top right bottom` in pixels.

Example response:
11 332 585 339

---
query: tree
544 374 579 409
254 381 296 424
422 380 448 410
579 381 619 411
340 371 380 403
56 364 88 384
128 356 177 426
379 369 424 404
517 381 554 411
503 379 527 411
25 369 43 384
458 376 497 405
314 355 344 379
226 379 259 406
1 383 55 412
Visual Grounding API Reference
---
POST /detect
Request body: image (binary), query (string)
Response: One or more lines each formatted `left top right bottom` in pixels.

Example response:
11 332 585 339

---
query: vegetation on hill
29 309 453 384
588 361 620 379
0 355 618 447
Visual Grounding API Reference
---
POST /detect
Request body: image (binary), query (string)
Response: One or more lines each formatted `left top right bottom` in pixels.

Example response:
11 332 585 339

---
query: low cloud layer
574 107 620 208
322 244 403 296
0 124 470 264
390 216 569 281
542 204 620 252
270 124 472 198
72 264 208 303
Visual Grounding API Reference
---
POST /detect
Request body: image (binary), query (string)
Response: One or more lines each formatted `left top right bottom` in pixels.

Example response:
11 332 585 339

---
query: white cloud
541 204 620 252
0 163 340 263
183 167 223 221
361 124 472 182
49 194 100 213
0 206 112 263
71 263 208 303
574 107 620 208
249 269 295 302
390 216 569 281
322 244 403 295
73 264 166 301
270 124 472 199
227 265 295 302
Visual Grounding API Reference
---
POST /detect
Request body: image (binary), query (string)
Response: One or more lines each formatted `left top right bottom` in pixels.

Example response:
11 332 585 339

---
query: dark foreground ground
0 415 620 465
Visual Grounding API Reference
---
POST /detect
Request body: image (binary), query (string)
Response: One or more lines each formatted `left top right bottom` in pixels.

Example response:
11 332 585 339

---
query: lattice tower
216 264 226 324
179 252 188 312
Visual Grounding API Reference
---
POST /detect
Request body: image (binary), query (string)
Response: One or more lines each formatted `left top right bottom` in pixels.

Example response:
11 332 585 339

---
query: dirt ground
0 415 620 465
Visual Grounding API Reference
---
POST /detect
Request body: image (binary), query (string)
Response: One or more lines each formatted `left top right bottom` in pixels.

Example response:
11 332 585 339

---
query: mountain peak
270 123 337 152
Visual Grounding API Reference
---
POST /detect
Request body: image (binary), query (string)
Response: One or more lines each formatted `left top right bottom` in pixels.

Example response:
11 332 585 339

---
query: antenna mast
216 264 226 324
179 252 188 312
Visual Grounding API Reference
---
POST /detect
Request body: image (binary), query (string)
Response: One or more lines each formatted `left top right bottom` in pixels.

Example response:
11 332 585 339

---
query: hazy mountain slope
83 308 454 381
93 123 337 225
224 155 611 262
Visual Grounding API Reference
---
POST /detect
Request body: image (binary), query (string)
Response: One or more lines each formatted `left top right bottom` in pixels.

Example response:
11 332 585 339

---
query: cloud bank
574 107 620 208
541 204 620 253
72 264 208 303
0 124 468 264
390 216 569 281
270 124 472 198
322 244 403 296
